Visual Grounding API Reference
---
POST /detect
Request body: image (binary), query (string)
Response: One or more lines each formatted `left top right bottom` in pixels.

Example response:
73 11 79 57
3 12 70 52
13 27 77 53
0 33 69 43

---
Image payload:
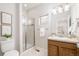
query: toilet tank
0 39 15 53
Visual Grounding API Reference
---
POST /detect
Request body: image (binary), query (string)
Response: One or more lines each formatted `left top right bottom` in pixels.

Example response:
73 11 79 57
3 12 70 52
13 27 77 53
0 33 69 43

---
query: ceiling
22 3 72 11
22 3 41 10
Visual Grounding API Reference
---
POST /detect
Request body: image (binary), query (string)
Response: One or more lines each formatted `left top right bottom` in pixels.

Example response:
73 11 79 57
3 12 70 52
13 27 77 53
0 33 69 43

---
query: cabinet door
77 48 79 56
59 47 76 56
48 45 58 56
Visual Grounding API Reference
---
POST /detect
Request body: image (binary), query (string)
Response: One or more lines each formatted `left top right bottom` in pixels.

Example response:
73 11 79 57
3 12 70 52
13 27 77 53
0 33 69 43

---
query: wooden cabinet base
77 48 79 56
48 45 58 56
59 47 76 56
48 40 78 56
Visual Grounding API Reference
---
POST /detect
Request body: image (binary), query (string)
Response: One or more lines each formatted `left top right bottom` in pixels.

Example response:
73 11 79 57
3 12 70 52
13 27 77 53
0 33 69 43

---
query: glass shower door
23 20 35 51
25 24 35 49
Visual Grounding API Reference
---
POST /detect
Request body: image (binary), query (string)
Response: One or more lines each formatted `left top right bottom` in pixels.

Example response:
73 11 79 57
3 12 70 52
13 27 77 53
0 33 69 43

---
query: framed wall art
1 12 12 36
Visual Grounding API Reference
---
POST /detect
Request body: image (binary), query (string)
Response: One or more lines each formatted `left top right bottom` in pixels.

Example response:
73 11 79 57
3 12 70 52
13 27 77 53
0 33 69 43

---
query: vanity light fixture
52 9 57 15
57 6 63 13
64 4 70 11
24 4 27 7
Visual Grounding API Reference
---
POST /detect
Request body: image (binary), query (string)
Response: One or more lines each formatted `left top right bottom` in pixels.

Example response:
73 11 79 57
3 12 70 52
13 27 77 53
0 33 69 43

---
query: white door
35 14 50 56
35 18 40 48
39 15 49 49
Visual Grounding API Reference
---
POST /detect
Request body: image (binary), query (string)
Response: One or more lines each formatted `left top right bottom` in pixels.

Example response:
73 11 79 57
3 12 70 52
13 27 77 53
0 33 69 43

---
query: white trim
19 3 23 53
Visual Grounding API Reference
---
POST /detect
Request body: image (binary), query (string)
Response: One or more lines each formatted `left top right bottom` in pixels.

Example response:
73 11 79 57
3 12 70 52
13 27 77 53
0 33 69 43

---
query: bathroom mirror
51 6 71 36
56 13 70 36
1 12 12 36
70 18 79 36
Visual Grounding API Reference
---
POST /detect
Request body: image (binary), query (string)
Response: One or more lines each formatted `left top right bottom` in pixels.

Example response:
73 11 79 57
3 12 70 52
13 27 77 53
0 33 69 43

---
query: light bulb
24 4 27 7
58 7 63 13
64 4 70 11
52 9 57 15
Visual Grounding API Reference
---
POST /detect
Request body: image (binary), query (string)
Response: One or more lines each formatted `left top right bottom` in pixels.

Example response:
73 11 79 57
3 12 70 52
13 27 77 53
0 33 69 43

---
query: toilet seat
4 50 19 56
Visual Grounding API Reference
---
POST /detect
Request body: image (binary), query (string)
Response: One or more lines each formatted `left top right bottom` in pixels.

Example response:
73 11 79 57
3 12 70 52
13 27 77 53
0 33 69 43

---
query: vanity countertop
48 35 79 44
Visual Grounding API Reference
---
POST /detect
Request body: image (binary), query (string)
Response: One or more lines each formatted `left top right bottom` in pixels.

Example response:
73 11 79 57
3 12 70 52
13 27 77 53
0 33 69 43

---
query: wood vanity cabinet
59 47 76 56
48 44 58 56
77 48 79 56
48 40 77 56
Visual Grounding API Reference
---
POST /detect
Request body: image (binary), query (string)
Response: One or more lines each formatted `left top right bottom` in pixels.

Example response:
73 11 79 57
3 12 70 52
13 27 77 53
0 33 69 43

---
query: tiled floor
20 46 47 56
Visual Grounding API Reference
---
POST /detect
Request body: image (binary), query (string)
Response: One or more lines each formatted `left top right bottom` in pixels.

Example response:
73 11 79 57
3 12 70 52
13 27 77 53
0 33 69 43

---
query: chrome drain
35 49 40 52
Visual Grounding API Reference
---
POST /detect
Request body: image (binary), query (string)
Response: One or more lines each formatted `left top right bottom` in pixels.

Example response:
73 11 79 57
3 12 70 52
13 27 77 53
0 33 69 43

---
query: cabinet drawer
59 47 77 56
48 40 77 49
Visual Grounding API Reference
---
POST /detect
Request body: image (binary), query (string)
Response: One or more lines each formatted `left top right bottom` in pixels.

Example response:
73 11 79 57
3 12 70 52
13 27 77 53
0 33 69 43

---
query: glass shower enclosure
22 18 35 51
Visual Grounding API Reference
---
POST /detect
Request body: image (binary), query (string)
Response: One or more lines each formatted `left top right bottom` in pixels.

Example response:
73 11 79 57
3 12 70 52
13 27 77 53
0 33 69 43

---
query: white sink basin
51 36 68 40
48 35 79 43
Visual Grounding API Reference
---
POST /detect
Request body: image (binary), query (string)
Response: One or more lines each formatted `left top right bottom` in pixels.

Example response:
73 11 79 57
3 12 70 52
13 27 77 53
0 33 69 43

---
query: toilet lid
4 50 19 56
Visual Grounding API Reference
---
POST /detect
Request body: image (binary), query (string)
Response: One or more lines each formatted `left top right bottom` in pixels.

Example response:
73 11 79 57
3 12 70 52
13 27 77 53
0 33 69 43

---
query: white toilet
0 39 19 56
